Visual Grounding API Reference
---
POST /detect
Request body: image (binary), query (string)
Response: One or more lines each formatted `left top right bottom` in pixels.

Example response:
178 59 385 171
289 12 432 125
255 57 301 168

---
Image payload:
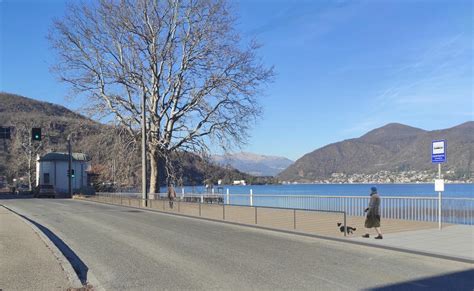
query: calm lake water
171 183 473 198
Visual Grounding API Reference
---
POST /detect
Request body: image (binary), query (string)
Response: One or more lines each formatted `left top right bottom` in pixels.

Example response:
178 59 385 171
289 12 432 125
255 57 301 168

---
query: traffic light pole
68 135 72 197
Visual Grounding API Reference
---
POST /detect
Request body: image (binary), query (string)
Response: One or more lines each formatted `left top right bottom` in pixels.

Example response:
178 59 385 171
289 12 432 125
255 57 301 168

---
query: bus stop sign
432 140 446 163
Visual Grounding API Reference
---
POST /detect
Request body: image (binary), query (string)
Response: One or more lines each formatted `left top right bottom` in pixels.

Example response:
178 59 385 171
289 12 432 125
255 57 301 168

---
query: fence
88 193 349 237
96 192 474 225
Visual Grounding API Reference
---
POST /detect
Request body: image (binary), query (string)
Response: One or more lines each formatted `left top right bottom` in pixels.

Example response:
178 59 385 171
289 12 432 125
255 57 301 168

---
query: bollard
200 194 204 203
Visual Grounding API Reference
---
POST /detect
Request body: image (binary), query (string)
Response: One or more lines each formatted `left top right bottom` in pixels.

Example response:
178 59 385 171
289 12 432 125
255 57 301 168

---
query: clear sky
1 0 472 160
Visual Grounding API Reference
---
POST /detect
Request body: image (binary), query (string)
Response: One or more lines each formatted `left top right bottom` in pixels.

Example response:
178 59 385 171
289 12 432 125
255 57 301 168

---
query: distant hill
213 152 293 177
278 122 474 182
0 93 87 120
0 92 252 186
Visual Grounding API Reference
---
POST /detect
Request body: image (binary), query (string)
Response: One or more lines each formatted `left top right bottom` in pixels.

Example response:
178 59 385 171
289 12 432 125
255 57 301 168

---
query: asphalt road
2 198 472 290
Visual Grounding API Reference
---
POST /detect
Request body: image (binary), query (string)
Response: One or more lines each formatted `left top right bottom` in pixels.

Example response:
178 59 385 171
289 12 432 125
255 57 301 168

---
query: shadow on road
9 208 89 285
0 194 35 199
368 269 474 291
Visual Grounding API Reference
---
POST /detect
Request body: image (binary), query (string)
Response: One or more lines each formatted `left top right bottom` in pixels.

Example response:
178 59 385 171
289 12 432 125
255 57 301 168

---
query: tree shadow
368 269 474 291
16 212 89 285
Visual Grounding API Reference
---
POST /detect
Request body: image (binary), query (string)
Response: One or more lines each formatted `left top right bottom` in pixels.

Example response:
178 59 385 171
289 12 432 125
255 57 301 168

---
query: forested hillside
0 92 251 188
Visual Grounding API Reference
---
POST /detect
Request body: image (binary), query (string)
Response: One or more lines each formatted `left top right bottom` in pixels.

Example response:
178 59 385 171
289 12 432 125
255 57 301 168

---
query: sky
1 0 472 160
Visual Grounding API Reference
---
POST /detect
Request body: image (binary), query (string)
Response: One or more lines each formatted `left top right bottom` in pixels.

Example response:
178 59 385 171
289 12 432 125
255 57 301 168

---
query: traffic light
67 169 75 178
32 128 41 141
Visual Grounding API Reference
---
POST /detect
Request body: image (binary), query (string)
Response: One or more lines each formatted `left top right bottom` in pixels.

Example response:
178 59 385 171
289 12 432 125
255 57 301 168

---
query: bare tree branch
50 0 274 193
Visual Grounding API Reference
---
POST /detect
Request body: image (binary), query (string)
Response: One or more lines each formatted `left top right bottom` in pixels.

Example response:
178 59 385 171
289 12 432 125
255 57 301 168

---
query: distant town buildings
282 170 472 184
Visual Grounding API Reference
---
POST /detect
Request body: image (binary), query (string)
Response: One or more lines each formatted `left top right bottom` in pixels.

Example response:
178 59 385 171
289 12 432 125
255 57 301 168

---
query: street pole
67 135 72 197
438 163 442 230
141 95 148 207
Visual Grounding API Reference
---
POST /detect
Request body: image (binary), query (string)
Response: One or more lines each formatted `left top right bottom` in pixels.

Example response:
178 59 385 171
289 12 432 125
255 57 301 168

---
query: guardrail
96 192 474 225
89 193 349 237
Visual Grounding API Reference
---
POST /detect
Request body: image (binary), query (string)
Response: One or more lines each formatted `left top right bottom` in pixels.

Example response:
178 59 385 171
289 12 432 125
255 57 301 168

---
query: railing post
181 188 185 200
223 204 225 220
200 194 204 204
199 202 202 216
255 207 257 224
250 189 253 206
344 212 347 237
226 188 230 205
294 209 296 229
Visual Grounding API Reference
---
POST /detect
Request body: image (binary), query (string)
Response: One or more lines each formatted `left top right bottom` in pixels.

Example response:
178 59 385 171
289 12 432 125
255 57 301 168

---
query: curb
75 198 474 265
1 205 84 289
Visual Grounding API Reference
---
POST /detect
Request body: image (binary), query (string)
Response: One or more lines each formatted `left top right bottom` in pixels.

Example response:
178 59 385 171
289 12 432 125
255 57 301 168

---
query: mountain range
278 122 473 182
213 152 293 177
2 92 472 185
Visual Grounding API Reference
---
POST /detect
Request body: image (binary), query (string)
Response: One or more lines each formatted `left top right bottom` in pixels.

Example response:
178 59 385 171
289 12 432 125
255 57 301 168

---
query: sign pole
432 139 446 231
438 163 441 230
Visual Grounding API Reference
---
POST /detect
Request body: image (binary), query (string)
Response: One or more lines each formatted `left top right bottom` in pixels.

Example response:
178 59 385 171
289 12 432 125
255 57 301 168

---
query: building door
43 173 50 185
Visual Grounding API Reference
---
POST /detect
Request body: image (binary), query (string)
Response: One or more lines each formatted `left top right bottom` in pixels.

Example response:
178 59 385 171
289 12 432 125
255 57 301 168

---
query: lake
172 183 473 198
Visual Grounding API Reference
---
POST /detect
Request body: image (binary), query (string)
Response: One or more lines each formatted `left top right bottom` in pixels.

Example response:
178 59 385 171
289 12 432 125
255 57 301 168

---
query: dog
337 222 357 234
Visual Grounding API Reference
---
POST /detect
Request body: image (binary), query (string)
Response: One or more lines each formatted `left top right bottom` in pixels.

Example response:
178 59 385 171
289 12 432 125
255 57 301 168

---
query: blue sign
432 140 446 163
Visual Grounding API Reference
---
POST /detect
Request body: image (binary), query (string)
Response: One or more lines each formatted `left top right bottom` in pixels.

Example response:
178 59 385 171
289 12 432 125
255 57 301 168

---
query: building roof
39 152 89 162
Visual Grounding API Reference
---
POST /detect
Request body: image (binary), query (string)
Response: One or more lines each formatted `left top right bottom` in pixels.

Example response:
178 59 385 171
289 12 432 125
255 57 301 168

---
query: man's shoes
362 234 370 238
374 235 383 239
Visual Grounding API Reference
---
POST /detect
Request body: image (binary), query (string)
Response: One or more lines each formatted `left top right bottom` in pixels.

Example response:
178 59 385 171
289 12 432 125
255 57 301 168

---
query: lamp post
141 94 148 206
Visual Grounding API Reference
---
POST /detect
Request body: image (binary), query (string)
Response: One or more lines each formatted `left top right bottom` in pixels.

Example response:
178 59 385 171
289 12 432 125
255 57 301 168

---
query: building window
43 173 50 184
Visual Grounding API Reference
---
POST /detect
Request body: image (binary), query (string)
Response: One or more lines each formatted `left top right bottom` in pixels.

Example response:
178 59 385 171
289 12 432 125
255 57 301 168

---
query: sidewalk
350 224 474 262
0 205 77 290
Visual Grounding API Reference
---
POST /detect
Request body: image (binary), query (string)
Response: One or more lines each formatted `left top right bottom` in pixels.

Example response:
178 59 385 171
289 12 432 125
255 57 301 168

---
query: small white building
36 152 91 193
232 180 246 186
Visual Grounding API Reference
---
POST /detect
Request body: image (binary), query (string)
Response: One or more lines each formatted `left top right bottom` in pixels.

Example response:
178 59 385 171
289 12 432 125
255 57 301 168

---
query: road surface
2 198 472 290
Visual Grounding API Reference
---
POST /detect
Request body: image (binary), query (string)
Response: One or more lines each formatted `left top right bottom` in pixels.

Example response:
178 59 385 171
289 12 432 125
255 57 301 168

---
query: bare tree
50 0 273 193
12 122 43 190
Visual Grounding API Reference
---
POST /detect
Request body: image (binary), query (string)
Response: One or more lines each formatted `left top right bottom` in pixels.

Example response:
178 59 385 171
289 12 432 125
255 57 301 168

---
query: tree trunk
149 148 160 194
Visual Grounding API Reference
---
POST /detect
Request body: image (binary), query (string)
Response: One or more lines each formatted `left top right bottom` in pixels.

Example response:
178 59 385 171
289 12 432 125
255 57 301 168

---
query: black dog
337 223 356 234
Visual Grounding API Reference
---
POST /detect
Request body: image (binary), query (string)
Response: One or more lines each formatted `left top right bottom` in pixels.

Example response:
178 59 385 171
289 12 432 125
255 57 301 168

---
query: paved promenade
0 205 77 290
351 224 474 262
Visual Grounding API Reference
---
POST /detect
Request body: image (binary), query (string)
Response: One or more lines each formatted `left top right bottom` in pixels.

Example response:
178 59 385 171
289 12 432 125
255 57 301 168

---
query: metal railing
95 192 474 225
88 193 349 236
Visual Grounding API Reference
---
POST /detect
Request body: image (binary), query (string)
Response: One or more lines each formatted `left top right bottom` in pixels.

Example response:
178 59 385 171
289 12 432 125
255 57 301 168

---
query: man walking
167 184 176 209
362 186 383 239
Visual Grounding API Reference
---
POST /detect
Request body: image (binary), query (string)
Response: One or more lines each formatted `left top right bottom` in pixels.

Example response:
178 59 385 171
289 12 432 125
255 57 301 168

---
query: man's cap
370 186 377 193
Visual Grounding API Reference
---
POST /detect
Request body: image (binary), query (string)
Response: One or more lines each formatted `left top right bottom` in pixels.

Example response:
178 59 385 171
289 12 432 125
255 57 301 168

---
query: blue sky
1 0 472 160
